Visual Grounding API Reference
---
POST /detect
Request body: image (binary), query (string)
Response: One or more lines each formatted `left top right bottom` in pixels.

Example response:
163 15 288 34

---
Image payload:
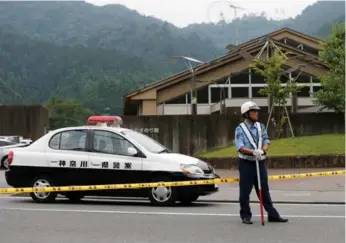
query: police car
5 116 219 206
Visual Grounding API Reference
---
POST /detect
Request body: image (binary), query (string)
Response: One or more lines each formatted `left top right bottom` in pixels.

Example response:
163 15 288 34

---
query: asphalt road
0 196 344 243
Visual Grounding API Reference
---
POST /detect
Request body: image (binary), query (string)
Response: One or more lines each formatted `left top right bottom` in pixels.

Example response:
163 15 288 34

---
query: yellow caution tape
268 170 346 181
0 170 344 195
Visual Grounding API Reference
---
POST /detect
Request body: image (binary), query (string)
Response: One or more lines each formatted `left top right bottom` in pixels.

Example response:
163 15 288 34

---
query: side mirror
127 147 138 156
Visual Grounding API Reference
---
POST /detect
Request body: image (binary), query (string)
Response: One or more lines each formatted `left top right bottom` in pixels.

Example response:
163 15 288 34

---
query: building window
295 71 311 83
297 86 311 97
211 87 229 103
165 94 187 104
252 87 267 98
197 86 210 104
313 86 322 93
312 76 320 83
251 71 265 84
281 73 290 84
231 87 249 98
230 69 249 84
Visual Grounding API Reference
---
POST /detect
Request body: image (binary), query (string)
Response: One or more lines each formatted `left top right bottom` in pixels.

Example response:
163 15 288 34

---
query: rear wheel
148 175 178 206
30 175 57 203
1 156 8 170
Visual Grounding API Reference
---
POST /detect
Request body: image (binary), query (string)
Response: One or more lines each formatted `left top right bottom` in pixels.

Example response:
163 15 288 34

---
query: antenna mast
228 3 246 45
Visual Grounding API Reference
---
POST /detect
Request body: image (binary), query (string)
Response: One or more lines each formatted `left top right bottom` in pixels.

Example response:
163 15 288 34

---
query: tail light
8 151 13 165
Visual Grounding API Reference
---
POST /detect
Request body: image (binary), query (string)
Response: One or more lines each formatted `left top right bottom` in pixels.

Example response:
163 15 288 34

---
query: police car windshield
122 130 168 153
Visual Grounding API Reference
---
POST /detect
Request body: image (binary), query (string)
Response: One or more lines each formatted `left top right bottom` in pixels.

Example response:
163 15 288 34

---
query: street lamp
168 56 205 115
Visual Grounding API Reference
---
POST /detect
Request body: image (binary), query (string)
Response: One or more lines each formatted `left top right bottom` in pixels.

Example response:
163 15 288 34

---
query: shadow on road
8 197 216 208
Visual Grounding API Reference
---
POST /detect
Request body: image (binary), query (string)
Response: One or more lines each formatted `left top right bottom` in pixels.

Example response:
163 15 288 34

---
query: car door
88 129 143 186
45 128 90 186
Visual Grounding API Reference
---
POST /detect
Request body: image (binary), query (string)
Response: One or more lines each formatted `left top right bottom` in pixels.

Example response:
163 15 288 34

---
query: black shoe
242 218 253 224
268 217 288 223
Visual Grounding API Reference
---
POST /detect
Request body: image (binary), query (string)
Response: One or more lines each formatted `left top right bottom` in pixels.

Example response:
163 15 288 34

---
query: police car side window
0 141 8 146
48 130 87 151
49 133 61 149
0 140 16 146
93 130 135 156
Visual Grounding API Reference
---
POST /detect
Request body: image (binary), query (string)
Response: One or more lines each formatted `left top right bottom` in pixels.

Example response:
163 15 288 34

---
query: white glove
253 149 264 160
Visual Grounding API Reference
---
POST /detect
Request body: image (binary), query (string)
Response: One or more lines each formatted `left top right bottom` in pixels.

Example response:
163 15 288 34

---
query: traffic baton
255 159 265 226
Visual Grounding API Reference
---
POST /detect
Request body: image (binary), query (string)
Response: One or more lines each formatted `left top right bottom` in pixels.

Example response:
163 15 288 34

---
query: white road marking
0 207 344 218
0 195 344 207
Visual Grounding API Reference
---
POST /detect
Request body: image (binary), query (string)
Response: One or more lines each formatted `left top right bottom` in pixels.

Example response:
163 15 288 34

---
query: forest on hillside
0 0 344 115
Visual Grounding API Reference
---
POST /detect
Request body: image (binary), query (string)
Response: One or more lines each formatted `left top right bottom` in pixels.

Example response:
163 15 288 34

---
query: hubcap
151 184 172 203
33 179 51 199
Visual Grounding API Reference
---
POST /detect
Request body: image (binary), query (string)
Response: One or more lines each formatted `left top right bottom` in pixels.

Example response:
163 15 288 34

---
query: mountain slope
184 0 345 48
0 27 164 113
0 1 343 62
0 1 224 72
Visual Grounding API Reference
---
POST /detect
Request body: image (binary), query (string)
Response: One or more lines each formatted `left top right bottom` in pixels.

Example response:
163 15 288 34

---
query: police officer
235 101 288 224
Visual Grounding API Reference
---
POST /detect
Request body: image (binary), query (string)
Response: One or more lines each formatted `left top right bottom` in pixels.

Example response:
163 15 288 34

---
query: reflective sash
238 122 265 161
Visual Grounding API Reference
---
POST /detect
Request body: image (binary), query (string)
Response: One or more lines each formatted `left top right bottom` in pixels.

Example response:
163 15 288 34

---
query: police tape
0 170 345 194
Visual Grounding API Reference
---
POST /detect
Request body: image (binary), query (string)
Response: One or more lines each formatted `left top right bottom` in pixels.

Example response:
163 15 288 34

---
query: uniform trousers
238 158 280 220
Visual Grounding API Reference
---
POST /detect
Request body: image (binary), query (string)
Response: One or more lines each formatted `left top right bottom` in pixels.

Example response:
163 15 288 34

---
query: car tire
30 175 57 203
1 156 8 170
179 194 199 205
65 193 84 202
148 175 178 206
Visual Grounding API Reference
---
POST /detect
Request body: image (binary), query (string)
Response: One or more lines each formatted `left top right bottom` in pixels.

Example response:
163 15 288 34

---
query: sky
85 0 319 28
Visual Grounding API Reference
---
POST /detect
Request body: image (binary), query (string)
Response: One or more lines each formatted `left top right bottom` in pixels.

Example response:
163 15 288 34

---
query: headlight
180 164 204 176
210 166 216 174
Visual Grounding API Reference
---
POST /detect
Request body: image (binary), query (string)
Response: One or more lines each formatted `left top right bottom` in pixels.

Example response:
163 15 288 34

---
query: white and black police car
5 116 219 206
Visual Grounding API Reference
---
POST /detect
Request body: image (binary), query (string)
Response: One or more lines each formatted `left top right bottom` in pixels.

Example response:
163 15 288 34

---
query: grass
196 133 345 158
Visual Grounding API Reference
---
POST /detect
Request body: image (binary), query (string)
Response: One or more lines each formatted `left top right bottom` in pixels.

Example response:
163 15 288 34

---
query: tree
313 23 345 114
250 50 302 138
46 97 95 130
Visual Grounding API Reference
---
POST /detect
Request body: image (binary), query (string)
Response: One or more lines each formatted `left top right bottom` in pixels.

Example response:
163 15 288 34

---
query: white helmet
241 101 260 115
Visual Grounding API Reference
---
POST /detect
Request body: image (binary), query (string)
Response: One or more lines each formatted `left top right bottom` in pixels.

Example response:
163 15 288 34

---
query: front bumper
177 173 220 196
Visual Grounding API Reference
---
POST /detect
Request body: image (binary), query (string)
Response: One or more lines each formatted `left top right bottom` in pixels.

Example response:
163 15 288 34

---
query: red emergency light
87 115 123 127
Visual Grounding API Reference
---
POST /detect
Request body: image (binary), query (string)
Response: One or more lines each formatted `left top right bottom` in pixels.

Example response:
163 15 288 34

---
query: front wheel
30 175 57 203
148 175 178 206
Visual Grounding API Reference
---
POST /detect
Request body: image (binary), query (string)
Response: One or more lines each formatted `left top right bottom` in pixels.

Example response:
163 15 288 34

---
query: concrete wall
0 105 49 141
122 113 345 155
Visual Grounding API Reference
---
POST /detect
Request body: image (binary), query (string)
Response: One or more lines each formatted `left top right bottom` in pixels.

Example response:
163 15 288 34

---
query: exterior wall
142 100 157 115
157 104 211 115
0 105 49 141
122 113 345 156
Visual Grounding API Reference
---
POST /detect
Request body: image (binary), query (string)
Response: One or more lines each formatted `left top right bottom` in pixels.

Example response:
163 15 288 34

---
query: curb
8 194 345 205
